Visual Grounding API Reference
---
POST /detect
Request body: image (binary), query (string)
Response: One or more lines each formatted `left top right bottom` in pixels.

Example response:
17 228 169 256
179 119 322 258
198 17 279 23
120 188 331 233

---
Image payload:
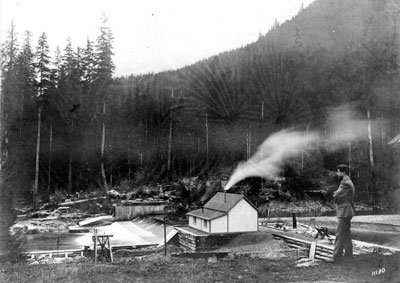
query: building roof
204 192 256 212
186 192 257 220
186 208 226 220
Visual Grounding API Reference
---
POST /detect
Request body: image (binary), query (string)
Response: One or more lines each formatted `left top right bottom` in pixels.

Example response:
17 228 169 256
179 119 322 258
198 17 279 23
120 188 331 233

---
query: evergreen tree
14 30 36 205
95 15 115 83
81 38 96 93
94 14 115 192
50 46 63 89
0 21 23 261
34 32 52 97
56 38 84 194
16 31 36 118
0 21 19 72
32 32 52 206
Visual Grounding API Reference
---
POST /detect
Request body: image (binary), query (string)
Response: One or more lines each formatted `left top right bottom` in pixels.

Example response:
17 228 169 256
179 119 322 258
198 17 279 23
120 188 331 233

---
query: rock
29 261 39 265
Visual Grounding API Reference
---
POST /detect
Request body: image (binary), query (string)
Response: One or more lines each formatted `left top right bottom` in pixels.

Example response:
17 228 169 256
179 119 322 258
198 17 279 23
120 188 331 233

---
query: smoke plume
224 130 317 191
223 105 374 191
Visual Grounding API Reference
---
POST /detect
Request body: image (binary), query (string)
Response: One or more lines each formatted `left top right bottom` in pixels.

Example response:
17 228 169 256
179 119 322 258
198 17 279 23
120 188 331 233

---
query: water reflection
23 232 91 251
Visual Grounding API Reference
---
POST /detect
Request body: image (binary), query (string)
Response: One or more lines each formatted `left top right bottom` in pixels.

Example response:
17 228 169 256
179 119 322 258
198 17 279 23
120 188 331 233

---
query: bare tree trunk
248 125 252 159
301 137 304 172
34 105 42 208
138 134 142 168
0 79 3 186
348 141 351 177
206 114 209 171
109 165 113 186
324 124 328 151
261 101 264 119
367 110 374 203
381 114 385 149
101 100 108 192
128 134 131 181
367 110 374 167
47 124 53 196
167 118 172 171
246 129 249 159
68 155 72 195
68 117 74 195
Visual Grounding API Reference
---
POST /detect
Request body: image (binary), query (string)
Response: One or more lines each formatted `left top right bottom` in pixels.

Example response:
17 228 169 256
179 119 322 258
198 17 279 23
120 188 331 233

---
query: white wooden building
186 192 258 234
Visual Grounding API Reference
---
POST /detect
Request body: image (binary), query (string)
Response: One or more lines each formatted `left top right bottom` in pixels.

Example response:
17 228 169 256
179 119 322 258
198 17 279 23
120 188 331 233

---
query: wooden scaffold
92 230 113 263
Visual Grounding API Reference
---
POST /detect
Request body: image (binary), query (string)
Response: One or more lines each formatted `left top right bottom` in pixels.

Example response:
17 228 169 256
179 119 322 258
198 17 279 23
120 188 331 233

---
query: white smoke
224 130 317 191
223 106 375 191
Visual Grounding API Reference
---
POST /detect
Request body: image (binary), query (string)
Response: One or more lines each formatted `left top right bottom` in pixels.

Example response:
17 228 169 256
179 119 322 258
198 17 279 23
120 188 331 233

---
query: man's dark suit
333 175 355 262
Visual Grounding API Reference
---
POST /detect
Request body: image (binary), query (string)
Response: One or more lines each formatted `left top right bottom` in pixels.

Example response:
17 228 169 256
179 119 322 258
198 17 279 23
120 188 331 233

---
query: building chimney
202 207 204 213
224 191 226 203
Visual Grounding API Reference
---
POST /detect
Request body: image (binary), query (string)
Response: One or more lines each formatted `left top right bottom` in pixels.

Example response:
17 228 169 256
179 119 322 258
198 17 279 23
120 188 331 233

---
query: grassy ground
1 252 399 283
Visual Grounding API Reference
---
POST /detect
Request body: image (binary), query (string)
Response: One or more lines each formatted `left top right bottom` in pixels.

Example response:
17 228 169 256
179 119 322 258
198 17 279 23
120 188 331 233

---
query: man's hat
337 164 350 174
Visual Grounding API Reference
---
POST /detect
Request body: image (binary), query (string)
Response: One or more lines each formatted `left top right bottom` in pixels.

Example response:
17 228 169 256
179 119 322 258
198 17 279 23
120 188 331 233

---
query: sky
0 0 315 77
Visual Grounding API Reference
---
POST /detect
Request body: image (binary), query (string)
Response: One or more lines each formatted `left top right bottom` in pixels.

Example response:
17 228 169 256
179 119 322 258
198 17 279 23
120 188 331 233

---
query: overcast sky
0 0 315 77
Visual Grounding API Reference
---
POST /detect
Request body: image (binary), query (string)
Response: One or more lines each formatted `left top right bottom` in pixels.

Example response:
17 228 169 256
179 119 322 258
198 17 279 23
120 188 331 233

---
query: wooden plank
287 243 309 250
272 232 378 262
93 234 97 263
315 254 331 261
315 250 332 257
63 196 107 206
309 242 317 259
352 239 400 252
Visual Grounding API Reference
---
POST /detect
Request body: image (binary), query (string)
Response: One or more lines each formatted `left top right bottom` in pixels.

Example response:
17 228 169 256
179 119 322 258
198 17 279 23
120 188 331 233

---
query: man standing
332 164 355 263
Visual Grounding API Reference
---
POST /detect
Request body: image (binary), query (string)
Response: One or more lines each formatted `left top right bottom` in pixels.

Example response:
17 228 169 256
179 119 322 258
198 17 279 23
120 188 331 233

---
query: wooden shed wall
114 204 166 220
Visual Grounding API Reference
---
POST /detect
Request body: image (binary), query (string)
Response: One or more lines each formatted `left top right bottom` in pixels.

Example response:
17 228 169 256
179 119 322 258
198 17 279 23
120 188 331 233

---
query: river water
22 219 175 252
23 232 88 251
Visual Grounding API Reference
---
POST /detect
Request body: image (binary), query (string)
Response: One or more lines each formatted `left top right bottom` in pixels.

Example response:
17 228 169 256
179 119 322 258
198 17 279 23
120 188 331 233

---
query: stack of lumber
273 231 399 261
273 233 335 261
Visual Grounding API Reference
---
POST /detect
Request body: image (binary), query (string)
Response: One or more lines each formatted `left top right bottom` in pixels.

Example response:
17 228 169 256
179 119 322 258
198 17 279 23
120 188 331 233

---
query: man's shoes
328 256 352 264
342 256 353 263
329 257 343 264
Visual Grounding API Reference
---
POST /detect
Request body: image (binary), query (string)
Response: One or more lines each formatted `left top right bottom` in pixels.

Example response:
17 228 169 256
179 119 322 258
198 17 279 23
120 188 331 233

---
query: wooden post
309 241 317 259
93 231 98 263
292 213 297 229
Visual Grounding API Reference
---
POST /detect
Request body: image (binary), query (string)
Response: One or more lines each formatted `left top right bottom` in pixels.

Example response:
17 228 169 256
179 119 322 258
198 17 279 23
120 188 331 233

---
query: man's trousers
333 217 353 261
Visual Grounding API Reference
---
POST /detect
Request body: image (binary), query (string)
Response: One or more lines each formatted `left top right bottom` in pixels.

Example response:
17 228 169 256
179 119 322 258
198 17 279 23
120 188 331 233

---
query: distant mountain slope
193 0 394 67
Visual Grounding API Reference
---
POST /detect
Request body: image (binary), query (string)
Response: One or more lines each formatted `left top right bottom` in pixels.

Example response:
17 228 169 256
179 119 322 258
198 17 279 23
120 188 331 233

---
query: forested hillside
1 0 400 216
